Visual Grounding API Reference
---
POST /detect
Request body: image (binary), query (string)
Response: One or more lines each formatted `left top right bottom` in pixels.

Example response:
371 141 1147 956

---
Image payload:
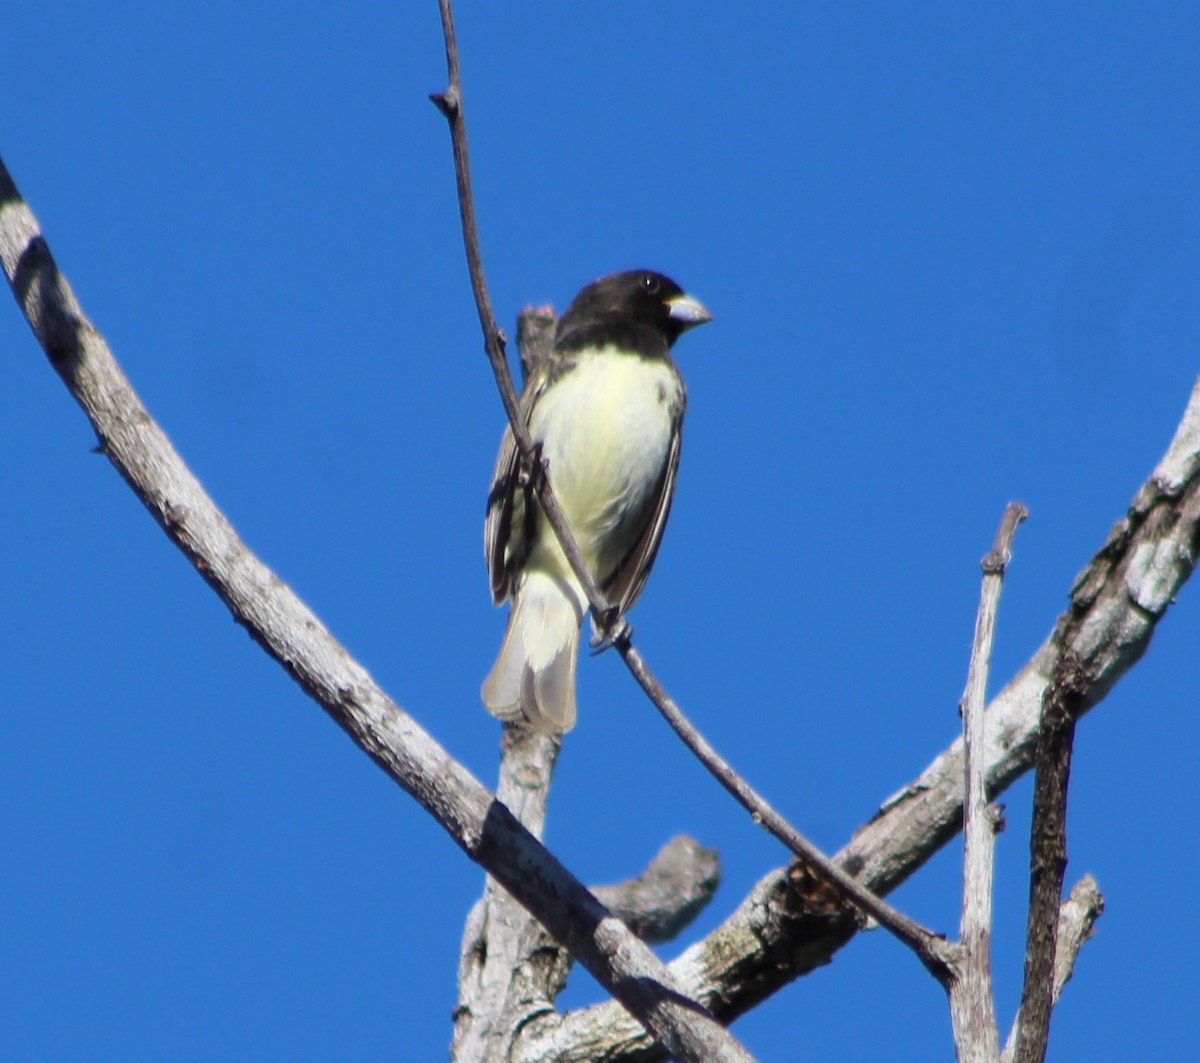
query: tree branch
624 635 954 958
0 156 754 1063
1001 875 1103 1063
516 861 859 1063
945 502 1027 1063
524 380 1200 1060
1012 651 1082 1063
457 827 723 1063
593 836 721 945
429 0 607 627
453 725 562 1063
1047 875 1104 1008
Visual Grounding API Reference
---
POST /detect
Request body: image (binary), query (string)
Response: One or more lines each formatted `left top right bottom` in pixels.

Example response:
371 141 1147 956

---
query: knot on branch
756 861 861 979
1043 650 1089 725
429 86 459 118
981 501 1029 575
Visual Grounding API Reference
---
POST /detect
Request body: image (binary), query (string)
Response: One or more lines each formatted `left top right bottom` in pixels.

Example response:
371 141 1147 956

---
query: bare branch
618 642 950 972
1049 875 1104 1005
430 0 610 628
529 381 1200 1060
453 725 562 1063
516 863 859 1063
593 836 721 945
0 157 755 1063
1012 651 1082 1063
961 503 1027 952
946 502 1027 1062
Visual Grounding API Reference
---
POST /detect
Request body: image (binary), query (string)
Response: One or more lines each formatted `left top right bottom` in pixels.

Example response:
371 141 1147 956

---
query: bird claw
589 609 630 655
517 442 546 490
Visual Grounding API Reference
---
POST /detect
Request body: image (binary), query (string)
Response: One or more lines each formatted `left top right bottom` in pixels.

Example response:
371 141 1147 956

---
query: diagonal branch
617 640 949 971
525 379 1200 1061
429 0 603 624
0 157 754 1063
431 8 946 950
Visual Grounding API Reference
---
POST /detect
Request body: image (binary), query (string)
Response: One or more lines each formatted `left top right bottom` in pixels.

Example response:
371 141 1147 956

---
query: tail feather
482 573 581 732
482 579 580 732
480 619 528 725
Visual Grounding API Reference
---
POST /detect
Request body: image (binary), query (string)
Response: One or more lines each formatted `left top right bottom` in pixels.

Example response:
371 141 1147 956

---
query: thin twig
947 502 1028 1062
436 122 947 957
1047 874 1104 1007
430 1 610 628
617 640 951 973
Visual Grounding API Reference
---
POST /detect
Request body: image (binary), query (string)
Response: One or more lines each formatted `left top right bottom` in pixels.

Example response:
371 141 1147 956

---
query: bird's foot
517 442 547 491
589 608 631 655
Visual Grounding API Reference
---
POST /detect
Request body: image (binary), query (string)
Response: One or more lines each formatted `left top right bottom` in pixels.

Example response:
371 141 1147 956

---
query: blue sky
3 4 1199 1060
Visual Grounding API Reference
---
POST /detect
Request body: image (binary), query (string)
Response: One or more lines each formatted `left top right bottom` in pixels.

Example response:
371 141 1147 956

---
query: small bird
482 270 712 732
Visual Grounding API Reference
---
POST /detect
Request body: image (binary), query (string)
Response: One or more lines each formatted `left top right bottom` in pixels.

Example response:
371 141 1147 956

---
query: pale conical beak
666 292 713 329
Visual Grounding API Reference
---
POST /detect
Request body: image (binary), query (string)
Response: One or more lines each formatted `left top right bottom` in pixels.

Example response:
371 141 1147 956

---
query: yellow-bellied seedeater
482 270 712 732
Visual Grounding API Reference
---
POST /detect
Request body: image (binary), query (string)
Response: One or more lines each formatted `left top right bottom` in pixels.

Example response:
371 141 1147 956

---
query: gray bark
0 157 756 1063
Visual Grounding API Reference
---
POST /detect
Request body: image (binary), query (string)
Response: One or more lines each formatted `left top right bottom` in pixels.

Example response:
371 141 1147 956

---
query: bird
481 269 712 732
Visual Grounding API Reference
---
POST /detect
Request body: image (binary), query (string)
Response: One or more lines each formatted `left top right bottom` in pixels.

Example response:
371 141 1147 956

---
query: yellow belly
528 348 681 582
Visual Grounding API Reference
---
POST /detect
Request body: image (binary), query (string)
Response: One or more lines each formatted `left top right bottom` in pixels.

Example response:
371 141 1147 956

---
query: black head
554 270 712 358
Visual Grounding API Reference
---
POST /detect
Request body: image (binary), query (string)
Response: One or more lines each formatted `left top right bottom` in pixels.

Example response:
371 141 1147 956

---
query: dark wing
483 366 551 604
602 415 684 616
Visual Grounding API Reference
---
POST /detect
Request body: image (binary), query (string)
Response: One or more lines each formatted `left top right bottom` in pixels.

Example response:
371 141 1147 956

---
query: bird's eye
640 274 660 294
